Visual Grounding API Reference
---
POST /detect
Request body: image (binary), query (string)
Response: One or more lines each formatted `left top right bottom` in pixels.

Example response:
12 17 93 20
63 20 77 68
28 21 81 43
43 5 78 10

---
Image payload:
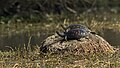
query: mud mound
40 33 115 54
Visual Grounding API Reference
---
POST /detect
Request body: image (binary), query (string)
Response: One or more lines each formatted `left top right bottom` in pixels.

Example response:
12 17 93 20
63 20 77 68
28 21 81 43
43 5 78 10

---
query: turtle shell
64 28 89 40
67 24 85 29
65 24 91 32
57 24 94 40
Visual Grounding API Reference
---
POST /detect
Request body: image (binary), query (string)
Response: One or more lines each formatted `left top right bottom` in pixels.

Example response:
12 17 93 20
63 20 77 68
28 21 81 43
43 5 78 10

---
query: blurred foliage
0 0 120 23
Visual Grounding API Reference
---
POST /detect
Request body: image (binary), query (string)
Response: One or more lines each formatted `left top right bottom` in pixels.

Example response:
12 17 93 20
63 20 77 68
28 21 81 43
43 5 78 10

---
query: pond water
0 24 120 51
0 28 55 51
102 28 120 47
0 34 34 51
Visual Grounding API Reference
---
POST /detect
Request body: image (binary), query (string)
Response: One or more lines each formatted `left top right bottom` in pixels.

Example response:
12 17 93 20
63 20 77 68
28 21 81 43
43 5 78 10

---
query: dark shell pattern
57 24 92 40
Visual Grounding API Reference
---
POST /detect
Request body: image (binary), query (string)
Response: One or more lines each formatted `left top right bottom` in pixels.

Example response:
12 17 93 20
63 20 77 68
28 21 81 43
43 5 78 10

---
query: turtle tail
56 31 65 37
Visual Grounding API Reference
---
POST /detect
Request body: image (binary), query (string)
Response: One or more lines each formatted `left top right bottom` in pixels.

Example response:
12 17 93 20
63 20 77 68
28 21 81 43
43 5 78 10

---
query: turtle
61 24 92 33
56 28 89 40
61 24 95 34
61 24 86 30
56 24 95 40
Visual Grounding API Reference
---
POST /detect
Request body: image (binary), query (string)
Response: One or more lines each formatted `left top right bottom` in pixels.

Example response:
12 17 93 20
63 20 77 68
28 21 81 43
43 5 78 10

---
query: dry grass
0 45 119 68
0 34 119 68
0 13 120 68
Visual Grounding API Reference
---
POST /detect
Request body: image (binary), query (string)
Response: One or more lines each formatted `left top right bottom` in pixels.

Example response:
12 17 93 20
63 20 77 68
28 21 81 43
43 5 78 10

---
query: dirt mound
40 33 115 54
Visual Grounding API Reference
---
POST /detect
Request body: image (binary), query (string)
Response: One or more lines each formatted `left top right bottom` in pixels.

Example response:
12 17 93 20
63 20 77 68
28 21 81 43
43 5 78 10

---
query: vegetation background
0 0 120 68
0 0 120 22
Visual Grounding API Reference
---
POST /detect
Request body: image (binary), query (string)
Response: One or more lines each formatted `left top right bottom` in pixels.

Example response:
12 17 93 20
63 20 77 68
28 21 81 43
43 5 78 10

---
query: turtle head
56 31 65 38
60 24 67 31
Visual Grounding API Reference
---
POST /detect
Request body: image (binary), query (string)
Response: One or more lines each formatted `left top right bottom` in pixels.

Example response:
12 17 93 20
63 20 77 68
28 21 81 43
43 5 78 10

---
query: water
0 24 120 51
0 29 54 51
102 28 120 46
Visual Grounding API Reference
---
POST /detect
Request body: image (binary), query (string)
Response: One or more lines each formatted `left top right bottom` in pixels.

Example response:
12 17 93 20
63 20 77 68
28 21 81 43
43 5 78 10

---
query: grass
0 45 119 68
0 12 120 68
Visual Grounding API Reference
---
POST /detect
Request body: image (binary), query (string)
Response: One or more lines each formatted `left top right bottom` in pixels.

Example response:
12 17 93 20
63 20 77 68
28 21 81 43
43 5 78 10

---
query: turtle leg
64 36 68 41
56 31 65 37
77 39 81 41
